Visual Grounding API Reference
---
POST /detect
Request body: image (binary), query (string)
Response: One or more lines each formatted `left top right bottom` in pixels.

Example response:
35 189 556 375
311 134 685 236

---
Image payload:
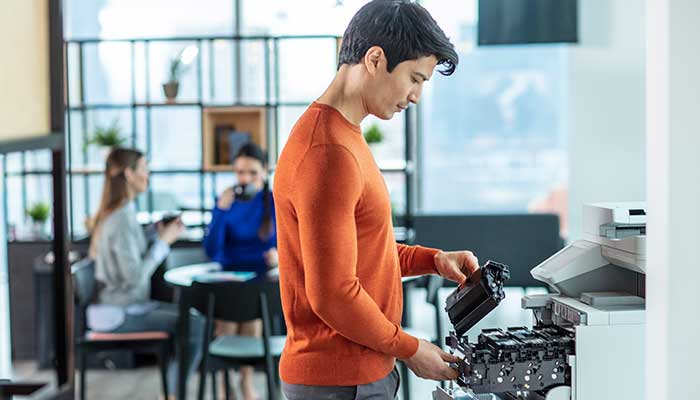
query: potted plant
85 119 126 159
163 45 199 103
363 123 384 145
26 202 51 239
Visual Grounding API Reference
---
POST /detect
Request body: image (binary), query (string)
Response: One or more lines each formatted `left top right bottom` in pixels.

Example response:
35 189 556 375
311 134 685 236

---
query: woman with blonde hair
90 147 203 398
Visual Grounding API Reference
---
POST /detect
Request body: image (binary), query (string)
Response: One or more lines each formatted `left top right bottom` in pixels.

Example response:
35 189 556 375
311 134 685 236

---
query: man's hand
403 339 460 381
434 250 480 286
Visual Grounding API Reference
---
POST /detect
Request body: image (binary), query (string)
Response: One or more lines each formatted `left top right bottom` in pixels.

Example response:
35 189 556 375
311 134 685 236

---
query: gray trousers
282 367 400 400
111 301 204 394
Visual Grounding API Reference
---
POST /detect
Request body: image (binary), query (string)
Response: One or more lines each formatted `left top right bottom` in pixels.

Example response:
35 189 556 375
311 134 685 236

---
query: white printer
435 202 646 400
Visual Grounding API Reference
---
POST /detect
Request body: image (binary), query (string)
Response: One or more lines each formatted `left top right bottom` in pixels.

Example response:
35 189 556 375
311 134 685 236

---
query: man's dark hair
338 0 458 76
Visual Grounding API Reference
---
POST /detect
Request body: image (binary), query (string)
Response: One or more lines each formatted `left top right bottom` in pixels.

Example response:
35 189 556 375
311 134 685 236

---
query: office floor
11 286 546 399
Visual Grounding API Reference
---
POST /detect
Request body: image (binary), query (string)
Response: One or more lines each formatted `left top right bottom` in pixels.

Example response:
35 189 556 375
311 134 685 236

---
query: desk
164 263 422 400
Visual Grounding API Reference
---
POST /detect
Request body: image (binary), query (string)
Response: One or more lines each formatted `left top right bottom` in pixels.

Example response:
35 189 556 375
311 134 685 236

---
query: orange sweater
274 102 440 385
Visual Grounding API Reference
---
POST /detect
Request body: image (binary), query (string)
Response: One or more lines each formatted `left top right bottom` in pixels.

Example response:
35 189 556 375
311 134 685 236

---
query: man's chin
368 107 396 120
378 111 395 120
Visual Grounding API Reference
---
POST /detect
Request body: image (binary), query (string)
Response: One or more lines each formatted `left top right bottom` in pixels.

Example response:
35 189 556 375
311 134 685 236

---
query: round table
164 262 277 287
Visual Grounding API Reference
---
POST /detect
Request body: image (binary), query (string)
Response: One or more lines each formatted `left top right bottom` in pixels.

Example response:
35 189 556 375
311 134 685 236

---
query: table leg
176 288 190 400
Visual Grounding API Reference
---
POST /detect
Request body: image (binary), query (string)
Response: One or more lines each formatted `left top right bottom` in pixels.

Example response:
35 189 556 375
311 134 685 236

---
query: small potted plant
26 202 51 239
363 123 384 146
163 45 199 103
85 119 126 159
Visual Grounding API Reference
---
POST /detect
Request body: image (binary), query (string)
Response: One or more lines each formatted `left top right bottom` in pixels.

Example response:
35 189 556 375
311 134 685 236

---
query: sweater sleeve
396 244 440 277
203 206 227 260
293 144 418 360
110 222 169 291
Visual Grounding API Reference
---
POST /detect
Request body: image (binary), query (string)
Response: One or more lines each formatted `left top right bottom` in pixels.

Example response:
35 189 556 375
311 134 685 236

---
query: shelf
377 160 412 173
202 106 267 171
65 34 341 45
203 165 236 173
67 101 313 111
70 166 103 174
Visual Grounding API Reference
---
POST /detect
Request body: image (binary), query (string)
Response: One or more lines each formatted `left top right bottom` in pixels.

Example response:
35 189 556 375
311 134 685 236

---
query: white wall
646 1 700 399
0 0 50 141
0 156 11 378
567 0 646 240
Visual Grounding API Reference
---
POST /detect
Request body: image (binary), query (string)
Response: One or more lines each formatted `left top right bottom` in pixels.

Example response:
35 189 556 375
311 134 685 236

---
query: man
274 1 479 399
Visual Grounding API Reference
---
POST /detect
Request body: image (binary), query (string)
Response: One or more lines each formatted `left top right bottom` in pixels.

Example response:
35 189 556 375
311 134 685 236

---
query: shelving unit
202 106 266 171
4 34 418 243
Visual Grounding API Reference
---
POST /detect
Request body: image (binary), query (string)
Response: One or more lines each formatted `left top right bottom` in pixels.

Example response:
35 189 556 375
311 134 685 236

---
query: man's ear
363 46 385 76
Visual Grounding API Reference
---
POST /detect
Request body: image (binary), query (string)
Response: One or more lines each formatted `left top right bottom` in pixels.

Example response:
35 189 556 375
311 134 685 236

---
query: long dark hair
338 0 459 76
234 143 274 241
89 147 144 257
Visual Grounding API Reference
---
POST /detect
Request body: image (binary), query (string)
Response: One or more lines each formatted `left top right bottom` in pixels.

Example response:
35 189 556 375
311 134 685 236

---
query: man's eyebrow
414 72 429 82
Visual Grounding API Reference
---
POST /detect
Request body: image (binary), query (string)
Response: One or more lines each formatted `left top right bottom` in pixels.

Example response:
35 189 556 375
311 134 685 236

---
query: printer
434 202 646 400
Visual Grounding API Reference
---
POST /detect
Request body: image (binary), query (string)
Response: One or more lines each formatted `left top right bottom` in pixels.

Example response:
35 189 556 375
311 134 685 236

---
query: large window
419 0 568 214
3 0 411 241
5 0 569 240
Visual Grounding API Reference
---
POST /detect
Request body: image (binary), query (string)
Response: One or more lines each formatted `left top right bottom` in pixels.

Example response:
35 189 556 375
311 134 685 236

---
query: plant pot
163 81 180 103
100 146 113 162
29 220 48 240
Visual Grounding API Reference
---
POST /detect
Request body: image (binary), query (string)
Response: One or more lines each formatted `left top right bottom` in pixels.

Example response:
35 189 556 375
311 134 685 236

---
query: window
419 0 568 214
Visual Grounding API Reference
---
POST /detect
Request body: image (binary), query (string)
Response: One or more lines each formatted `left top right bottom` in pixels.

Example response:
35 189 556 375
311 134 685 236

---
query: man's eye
411 78 419 84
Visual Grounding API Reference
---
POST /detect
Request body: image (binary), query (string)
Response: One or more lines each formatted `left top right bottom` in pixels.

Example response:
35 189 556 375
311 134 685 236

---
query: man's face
365 54 438 120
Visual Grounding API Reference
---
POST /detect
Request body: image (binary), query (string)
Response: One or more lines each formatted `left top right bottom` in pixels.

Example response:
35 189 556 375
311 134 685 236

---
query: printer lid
531 202 646 298
530 240 645 298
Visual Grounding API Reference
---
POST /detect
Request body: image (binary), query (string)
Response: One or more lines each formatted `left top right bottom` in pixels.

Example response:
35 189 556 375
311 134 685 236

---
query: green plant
167 46 199 83
27 202 51 223
85 119 125 149
363 123 384 144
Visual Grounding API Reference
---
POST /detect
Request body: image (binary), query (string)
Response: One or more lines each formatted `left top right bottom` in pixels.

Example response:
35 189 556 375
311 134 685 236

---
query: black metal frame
0 1 73 398
2 33 416 243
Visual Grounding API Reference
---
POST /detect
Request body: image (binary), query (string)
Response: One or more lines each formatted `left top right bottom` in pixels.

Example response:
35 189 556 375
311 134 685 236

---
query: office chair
72 258 172 400
193 279 285 400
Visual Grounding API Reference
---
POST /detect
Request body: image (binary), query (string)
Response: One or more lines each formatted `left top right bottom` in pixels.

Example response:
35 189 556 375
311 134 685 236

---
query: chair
72 258 172 400
193 279 285 400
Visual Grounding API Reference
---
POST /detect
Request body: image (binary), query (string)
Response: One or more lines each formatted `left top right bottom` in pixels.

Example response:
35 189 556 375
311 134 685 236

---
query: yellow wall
0 0 50 141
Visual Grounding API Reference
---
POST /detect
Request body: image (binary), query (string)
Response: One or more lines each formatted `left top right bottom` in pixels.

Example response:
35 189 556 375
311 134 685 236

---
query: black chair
193 279 285 400
72 258 172 400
